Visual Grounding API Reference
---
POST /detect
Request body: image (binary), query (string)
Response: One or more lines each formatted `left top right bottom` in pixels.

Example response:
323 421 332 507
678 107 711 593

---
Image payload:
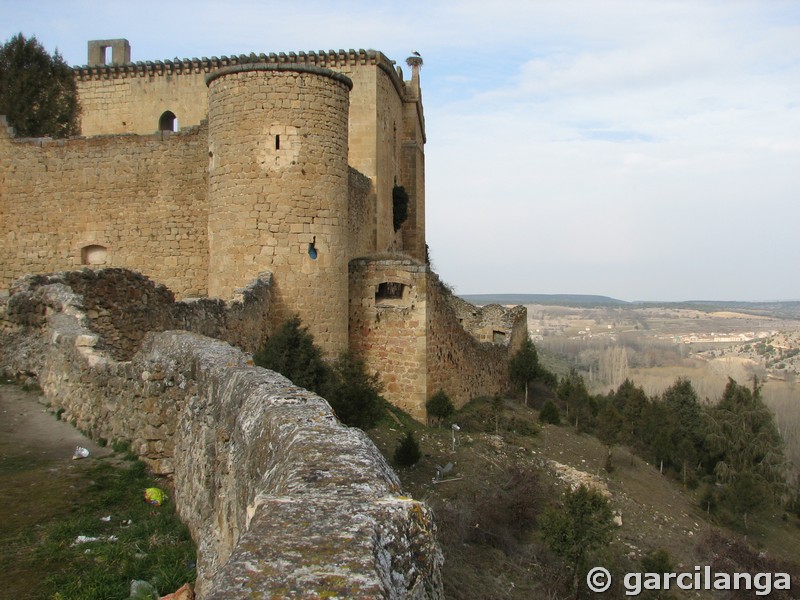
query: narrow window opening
275 134 281 150
159 110 177 132
308 236 318 260
376 282 405 302
81 245 108 266
102 46 110 65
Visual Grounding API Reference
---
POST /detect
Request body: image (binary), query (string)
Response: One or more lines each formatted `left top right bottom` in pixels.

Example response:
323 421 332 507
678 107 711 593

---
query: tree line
546 369 789 528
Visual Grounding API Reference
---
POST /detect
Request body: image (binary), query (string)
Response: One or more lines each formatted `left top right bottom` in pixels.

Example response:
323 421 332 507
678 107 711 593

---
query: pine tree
706 377 787 520
426 389 455 427
0 33 80 138
596 400 623 472
394 431 421 467
325 352 385 430
540 485 614 595
509 337 550 406
253 316 329 394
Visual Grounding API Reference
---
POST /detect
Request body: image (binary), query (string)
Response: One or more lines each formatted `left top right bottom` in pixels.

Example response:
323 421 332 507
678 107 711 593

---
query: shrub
426 389 455 427
253 315 329 394
324 352 385 430
539 399 561 425
394 431 421 467
392 184 409 231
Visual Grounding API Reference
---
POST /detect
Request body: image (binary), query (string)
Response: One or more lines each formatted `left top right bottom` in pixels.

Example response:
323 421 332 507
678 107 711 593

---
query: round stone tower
206 64 352 356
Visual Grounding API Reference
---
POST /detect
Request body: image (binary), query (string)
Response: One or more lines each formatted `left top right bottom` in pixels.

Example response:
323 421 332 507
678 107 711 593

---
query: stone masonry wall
206 65 351 356
0 272 442 599
348 167 375 259
426 274 528 409
349 258 428 421
76 66 209 136
6 269 272 362
349 258 528 419
74 48 425 261
0 117 209 298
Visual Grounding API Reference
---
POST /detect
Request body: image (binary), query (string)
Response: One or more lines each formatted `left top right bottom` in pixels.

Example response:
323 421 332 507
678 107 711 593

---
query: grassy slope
367 398 800 599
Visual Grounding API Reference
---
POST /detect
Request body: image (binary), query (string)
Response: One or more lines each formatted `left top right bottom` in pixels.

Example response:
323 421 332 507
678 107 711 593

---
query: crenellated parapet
73 48 410 99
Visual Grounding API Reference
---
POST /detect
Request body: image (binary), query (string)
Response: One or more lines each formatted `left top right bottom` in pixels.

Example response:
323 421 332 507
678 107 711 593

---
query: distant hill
638 300 800 319
460 294 800 319
460 294 629 307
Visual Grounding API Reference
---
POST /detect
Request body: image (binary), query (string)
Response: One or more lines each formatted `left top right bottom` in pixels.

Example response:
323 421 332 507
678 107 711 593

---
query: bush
641 548 673 573
394 431 421 467
392 184 409 231
253 316 329 394
426 389 455 427
324 352 385 430
539 399 561 425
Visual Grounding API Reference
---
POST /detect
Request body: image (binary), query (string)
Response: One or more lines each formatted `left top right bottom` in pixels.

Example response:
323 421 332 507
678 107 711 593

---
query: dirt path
0 384 111 461
0 384 112 598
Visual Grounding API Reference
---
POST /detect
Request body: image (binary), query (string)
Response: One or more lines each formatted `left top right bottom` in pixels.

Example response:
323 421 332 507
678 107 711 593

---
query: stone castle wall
0 272 442 599
426 274 528 408
0 116 209 297
347 167 375 258
73 48 426 263
75 64 209 136
349 258 429 421
349 257 528 417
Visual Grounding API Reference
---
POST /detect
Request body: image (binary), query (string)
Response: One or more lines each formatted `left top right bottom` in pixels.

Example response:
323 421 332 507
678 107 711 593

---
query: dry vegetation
367 396 800 599
532 304 800 485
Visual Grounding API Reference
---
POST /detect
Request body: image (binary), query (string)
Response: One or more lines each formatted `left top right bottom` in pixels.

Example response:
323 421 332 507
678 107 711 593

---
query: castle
0 39 527 420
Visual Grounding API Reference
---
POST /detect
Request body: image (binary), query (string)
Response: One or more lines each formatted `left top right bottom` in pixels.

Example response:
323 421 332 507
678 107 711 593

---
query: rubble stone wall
0 274 442 599
426 274 528 409
5 269 272 361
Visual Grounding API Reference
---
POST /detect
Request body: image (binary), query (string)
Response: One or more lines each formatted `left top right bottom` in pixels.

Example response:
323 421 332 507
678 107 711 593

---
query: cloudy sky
2 1 798 301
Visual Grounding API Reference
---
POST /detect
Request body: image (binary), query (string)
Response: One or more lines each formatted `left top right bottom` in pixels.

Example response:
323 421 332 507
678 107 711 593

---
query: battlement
74 47 407 97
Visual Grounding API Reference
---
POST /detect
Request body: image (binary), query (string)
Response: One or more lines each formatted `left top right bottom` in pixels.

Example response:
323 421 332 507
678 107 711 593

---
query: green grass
24 458 195 600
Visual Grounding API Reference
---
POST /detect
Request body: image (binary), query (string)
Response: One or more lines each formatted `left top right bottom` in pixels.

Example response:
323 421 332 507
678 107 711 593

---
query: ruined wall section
349 258 428 421
449 295 528 350
5 269 272 363
426 274 527 409
206 64 351 357
0 118 209 298
0 275 443 599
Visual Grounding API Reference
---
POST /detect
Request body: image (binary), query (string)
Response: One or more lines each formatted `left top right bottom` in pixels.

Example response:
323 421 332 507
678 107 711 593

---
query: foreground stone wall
0 275 442 599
